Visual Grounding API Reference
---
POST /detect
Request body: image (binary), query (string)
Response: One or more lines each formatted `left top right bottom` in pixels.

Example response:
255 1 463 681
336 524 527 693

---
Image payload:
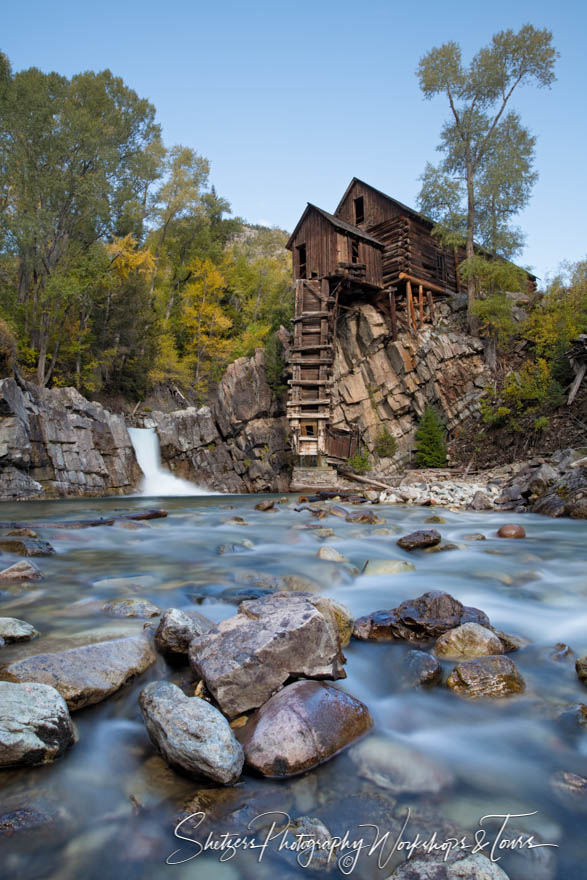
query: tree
416 26 558 324
415 406 447 467
0 60 161 384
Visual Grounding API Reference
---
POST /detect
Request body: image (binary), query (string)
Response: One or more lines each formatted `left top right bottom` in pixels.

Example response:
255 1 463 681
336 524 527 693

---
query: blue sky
3 0 585 281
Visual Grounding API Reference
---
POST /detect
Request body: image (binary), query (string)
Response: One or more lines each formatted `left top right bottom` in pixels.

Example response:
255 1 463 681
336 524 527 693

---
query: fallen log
339 471 398 493
0 509 168 530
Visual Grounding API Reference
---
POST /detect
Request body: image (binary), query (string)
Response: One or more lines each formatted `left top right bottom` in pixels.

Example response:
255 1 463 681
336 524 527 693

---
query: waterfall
128 427 213 496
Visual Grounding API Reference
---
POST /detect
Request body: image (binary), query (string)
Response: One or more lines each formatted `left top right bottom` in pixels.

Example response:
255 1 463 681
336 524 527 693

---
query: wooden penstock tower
285 178 537 465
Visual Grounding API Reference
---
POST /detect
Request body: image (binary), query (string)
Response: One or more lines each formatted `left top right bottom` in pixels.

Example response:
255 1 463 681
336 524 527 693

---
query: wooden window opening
301 421 317 437
354 196 365 225
351 238 360 264
297 244 307 279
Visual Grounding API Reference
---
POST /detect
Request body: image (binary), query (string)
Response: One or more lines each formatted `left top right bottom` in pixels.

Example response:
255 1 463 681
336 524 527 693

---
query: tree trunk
465 162 479 336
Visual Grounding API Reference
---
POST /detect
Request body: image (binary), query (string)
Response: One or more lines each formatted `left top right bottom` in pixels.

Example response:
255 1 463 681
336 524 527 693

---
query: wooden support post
418 284 424 328
406 280 417 333
389 288 398 340
426 290 435 322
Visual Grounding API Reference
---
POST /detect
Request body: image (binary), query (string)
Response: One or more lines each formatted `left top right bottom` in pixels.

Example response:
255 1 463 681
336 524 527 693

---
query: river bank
1 493 586 879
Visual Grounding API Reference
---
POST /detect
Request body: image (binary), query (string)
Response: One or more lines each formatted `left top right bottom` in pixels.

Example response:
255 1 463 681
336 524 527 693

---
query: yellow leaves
106 234 155 281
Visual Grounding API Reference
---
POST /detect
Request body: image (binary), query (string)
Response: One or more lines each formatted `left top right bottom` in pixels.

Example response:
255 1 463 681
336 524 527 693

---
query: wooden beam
426 290 435 322
418 284 424 328
399 272 452 295
568 363 586 405
389 289 397 340
406 280 417 333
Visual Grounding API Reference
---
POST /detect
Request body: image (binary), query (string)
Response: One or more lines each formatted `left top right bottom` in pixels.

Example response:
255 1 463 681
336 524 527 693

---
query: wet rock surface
0 538 55 557
101 598 161 619
403 649 442 687
447 655 526 699
0 560 43 582
0 681 75 767
139 680 244 784
390 852 511 879
0 617 39 644
236 680 372 777
353 591 490 642
350 735 453 794
434 623 504 660
2 635 156 710
189 592 346 716
576 656 587 684
397 529 442 550
497 523 526 539
154 607 217 659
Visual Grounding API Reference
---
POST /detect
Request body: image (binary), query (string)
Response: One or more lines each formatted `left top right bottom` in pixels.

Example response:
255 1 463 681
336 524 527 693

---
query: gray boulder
0 681 75 767
139 681 243 784
2 635 156 710
154 608 217 659
0 617 39 644
189 592 346 716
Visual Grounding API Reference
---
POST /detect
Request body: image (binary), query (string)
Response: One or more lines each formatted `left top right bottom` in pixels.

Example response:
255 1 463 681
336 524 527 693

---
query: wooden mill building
285 177 534 463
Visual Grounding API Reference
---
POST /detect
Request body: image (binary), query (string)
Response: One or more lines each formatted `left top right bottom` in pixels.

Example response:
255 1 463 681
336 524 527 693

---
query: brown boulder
497 523 526 538
397 529 441 550
576 656 587 684
447 655 526 699
353 590 490 642
0 561 43 582
0 538 55 557
236 680 372 777
189 592 346 716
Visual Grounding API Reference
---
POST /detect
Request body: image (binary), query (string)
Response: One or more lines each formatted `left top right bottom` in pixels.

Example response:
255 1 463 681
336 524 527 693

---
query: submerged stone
350 735 454 794
0 617 39 643
0 538 55 557
397 529 441 550
101 598 161 619
0 560 43 582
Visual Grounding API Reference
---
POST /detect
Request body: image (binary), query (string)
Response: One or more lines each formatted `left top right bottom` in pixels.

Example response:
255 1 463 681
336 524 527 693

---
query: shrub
415 406 447 467
533 416 549 432
0 319 17 377
348 448 371 474
373 426 397 458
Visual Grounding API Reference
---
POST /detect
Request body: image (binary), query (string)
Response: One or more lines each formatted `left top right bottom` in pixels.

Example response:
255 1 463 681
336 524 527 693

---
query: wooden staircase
286 279 337 458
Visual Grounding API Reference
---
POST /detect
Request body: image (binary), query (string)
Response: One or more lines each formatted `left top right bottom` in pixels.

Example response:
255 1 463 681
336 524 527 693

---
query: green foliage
0 318 17 377
348 448 371 475
373 426 397 458
263 332 287 394
481 359 564 432
470 290 517 347
415 406 448 467
417 25 558 319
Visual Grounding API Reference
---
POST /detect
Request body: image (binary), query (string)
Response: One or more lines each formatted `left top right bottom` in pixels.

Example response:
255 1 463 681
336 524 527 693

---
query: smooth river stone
447 655 526 699
497 523 526 538
0 617 39 644
402 649 442 687
2 635 156 710
101 598 161 619
434 623 504 660
316 545 347 562
0 538 55 557
189 592 346 717
139 681 243 784
362 559 415 575
236 680 372 777
0 681 75 767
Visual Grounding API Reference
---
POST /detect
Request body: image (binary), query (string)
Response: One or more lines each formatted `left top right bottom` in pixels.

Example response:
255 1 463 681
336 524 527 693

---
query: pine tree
415 406 447 467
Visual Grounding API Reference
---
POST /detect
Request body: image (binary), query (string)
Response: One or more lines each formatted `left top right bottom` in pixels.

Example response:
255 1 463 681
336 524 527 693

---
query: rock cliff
143 350 290 493
0 379 139 499
330 302 488 464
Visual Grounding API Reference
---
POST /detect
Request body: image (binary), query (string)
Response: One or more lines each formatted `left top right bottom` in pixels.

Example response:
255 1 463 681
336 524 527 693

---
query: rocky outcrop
497 449 587 518
330 303 489 462
139 681 244 784
0 681 75 767
236 680 372 777
143 350 290 493
0 378 140 499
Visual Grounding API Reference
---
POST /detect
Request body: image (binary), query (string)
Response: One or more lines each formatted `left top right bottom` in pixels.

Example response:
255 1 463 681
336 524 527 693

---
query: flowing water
1 492 586 880
128 428 212 496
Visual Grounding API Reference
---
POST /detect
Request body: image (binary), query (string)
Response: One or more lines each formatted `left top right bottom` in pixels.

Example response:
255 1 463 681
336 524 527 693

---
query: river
1 492 586 880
